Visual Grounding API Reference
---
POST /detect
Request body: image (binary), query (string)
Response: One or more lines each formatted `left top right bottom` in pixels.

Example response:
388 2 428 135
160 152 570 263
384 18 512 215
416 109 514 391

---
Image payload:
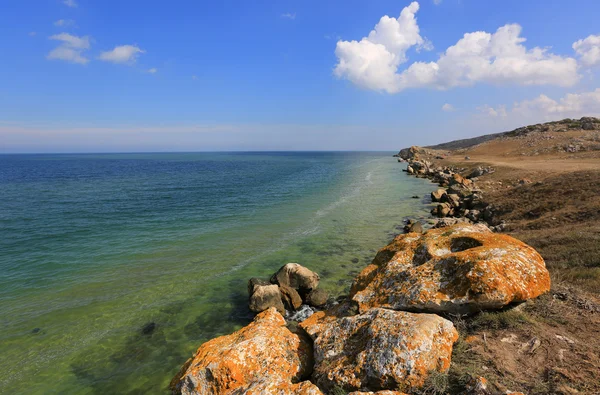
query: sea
0 152 434 394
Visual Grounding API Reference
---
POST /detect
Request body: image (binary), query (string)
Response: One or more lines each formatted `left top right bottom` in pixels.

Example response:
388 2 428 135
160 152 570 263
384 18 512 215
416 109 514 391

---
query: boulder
271 263 320 294
247 277 270 296
431 188 446 202
350 224 550 314
306 288 328 307
404 221 423 234
432 203 452 218
174 308 316 395
433 217 472 228
249 283 285 315
299 307 458 392
280 284 303 310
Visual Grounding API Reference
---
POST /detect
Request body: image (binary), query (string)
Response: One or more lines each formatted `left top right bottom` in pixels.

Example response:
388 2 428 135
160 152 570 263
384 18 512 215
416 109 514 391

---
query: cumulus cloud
99 45 145 64
573 34 600 67
433 0 442 4
54 19 75 27
334 2 431 93
477 104 507 117
63 0 77 7
47 33 91 64
334 2 579 93
442 103 455 112
281 12 296 20
478 89 600 125
147 68 158 74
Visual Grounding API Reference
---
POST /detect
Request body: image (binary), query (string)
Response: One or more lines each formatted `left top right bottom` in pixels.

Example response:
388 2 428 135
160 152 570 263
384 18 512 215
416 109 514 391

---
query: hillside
423 117 600 151
397 116 600 394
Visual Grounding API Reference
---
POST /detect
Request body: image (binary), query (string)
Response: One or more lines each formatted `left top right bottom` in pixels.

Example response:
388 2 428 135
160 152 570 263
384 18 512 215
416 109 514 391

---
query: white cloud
512 89 600 119
476 89 600 126
29 32 36 37
442 103 455 112
281 12 296 20
192 75 198 80
573 34 600 67
99 45 145 64
49 32 89 49
334 2 431 93
477 104 507 117
54 19 75 27
334 2 579 94
433 0 442 4
47 33 91 64
63 0 78 7
147 68 158 74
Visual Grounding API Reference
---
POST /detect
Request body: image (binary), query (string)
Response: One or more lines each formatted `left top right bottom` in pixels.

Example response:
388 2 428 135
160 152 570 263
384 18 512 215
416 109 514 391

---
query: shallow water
0 152 434 394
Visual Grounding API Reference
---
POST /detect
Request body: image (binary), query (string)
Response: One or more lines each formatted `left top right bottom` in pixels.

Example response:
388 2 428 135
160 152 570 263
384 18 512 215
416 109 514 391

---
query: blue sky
2 0 600 152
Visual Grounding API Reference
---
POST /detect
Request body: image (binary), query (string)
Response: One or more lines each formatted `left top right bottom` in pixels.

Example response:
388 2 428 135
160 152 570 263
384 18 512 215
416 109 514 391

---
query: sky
2 0 600 153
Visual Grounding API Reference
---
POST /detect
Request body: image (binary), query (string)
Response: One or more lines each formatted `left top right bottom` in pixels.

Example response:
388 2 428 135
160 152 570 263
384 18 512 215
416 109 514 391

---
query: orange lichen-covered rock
174 307 315 395
300 307 458 392
351 224 550 314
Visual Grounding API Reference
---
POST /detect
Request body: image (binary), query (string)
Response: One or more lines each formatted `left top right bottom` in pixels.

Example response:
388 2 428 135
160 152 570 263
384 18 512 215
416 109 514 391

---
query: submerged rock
173 308 317 395
141 322 157 335
300 307 458 392
351 224 550 314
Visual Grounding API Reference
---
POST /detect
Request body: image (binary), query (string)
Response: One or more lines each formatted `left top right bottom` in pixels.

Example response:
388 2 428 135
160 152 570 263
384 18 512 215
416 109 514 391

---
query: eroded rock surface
174 308 314 395
351 224 550 314
248 282 285 315
272 263 320 294
299 307 458 392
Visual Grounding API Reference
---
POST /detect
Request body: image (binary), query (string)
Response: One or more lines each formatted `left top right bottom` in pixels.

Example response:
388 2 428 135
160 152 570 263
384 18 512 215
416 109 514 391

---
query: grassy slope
407 118 600 395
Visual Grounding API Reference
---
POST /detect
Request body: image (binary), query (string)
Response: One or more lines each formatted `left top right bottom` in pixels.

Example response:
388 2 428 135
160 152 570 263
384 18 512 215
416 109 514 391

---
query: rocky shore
397 146 505 233
170 221 550 394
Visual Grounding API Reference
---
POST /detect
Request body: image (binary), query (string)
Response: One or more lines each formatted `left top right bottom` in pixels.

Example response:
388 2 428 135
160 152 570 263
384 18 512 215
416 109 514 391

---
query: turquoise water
0 152 434 394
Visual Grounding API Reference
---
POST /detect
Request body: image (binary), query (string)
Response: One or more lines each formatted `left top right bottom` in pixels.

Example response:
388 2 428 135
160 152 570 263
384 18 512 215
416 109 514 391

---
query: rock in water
403 221 423 234
306 288 328 307
280 284 303 310
300 307 458 392
431 188 446 202
271 263 320 293
351 224 550 314
248 282 285 315
174 308 320 395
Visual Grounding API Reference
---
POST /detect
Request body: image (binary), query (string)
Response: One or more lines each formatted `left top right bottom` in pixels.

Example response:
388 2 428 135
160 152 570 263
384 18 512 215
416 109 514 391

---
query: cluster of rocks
248 263 329 321
171 224 550 395
399 146 505 232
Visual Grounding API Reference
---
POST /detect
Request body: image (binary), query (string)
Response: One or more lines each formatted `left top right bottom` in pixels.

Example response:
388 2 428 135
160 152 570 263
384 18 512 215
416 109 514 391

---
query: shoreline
170 122 600 394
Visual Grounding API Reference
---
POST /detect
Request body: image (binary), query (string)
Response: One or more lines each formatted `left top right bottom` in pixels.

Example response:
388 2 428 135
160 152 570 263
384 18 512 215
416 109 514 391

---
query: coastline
170 123 600 394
